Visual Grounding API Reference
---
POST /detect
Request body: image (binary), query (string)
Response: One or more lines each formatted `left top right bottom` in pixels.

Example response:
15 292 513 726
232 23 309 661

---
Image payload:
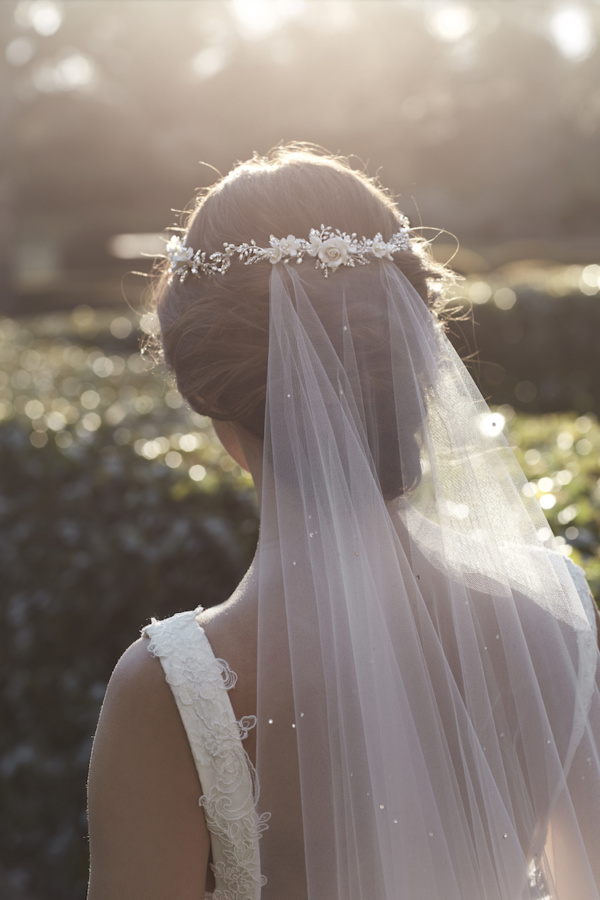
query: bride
87 145 600 899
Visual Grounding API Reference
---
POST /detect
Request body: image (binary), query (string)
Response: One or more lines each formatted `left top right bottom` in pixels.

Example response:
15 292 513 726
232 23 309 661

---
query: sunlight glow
580 264 600 294
54 53 94 88
493 288 517 311
469 281 492 305
192 45 229 79
231 0 306 39
108 233 166 260
17 0 63 37
448 501 470 520
479 413 506 437
33 53 94 92
549 5 595 61
426 4 476 42
5 37 35 66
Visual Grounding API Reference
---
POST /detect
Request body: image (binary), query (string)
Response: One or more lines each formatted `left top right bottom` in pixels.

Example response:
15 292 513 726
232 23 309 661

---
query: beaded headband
163 221 411 281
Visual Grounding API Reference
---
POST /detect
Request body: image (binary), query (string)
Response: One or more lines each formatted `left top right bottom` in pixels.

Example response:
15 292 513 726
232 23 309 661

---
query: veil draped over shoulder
253 259 600 900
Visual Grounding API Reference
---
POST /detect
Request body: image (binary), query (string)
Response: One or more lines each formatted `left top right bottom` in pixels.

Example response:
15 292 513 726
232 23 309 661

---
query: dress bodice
143 609 268 900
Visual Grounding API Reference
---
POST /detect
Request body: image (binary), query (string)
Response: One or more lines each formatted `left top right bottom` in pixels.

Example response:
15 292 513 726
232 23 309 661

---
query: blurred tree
0 1 19 315
2 1 599 313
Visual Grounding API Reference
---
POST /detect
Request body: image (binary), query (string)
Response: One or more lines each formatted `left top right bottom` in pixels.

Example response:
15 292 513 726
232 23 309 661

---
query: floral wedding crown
163 220 411 281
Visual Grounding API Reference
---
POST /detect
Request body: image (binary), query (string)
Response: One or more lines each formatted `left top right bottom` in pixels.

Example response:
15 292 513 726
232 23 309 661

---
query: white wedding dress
143 553 598 900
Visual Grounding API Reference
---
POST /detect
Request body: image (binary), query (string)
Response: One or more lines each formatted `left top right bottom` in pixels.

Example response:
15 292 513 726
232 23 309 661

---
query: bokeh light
426 4 477 42
231 0 306 39
16 0 63 37
479 412 506 437
0 307 252 490
5 35 34 65
549 4 596 61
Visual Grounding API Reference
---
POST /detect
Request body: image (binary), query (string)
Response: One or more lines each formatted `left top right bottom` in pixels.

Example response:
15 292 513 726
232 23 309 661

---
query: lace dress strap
142 609 267 900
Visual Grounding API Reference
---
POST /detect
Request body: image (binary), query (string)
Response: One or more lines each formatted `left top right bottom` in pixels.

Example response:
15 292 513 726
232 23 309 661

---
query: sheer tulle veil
253 260 599 899
155 151 600 899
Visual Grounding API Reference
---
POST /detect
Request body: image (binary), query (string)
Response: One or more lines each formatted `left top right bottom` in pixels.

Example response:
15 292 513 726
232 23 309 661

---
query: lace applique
143 608 269 900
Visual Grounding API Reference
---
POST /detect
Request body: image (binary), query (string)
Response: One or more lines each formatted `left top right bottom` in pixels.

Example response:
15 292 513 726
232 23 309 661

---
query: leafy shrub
450 282 600 415
506 408 600 599
0 419 258 900
0 309 258 899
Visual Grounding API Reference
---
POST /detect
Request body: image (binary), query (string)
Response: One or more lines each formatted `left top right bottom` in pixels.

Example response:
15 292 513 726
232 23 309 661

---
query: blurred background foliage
1 0 600 897
0 308 259 899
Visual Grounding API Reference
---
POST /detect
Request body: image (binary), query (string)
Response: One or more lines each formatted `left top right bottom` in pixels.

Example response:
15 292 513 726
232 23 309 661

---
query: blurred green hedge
0 303 599 899
450 276 600 416
0 420 258 900
0 308 259 899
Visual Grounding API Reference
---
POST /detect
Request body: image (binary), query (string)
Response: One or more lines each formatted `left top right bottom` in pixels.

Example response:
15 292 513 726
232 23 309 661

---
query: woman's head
153 144 450 497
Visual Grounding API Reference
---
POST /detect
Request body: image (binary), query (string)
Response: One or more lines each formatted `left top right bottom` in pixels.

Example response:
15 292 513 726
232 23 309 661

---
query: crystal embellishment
163 221 411 281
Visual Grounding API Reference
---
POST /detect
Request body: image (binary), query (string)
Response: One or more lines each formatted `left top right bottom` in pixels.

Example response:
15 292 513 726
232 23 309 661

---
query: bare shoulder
100 635 169 712
91 637 185 765
87 636 211 900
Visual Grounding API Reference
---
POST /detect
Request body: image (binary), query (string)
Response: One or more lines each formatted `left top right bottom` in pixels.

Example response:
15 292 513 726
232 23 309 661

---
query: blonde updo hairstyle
153 145 450 499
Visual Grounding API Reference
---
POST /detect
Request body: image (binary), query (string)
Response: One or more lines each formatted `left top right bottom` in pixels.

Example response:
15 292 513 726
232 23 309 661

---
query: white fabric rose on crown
317 236 352 270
